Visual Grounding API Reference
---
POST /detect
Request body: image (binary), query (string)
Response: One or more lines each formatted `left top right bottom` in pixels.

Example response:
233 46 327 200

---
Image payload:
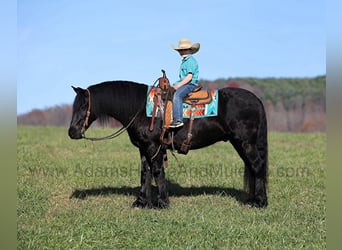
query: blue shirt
176 55 199 86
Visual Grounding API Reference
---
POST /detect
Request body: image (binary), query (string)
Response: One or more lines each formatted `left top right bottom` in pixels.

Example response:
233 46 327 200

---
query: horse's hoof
155 198 169 209
131 199 152 209
246 197 268 208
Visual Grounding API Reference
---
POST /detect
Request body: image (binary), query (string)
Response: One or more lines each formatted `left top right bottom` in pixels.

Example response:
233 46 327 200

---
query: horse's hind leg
242 141 268 207
230 139 268 208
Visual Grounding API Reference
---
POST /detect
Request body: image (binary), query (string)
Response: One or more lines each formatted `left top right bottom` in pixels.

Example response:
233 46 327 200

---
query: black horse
68 81 268 208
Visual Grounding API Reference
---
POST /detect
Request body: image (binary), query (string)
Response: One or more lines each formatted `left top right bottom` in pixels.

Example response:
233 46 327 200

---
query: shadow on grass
70 180 249 205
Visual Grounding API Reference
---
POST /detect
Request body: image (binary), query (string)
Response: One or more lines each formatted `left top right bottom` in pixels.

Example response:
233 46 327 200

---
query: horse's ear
71 86 84 94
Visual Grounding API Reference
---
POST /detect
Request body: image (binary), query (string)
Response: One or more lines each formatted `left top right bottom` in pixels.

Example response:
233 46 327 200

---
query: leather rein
80 73 163 141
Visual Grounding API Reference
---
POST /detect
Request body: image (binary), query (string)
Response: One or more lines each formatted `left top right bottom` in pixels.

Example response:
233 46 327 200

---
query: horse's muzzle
68 126 83 139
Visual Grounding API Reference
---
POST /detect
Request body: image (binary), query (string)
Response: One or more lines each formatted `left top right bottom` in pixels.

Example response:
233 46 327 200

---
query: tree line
200 75 325 132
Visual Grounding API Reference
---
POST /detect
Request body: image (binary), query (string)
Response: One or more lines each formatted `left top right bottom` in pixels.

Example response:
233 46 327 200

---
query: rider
169 38 200 128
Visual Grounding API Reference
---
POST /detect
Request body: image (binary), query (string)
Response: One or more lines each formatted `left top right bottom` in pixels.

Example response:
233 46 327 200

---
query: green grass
17 126 326 249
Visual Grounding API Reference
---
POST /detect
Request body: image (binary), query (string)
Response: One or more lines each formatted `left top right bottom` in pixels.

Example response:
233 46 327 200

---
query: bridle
80 88 139 141
80 89 91 137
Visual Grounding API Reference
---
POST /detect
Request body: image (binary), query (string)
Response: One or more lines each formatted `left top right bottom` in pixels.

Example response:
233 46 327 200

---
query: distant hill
18 75 326 132
17 104 121 128
18 104 73 127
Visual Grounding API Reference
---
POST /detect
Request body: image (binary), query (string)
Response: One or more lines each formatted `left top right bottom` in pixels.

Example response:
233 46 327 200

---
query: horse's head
68 86 96 139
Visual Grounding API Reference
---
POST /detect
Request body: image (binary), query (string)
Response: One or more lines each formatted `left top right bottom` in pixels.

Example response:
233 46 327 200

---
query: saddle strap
149 94 159 131
179 103 196 154
149 93 165 131
159 128 173 145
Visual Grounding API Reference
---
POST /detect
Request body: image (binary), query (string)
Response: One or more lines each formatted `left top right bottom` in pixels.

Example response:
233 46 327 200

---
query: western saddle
149 70 212 154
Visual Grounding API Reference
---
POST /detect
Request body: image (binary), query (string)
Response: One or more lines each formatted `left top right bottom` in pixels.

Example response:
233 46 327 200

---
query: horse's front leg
132 150 152 208
152 147 169 209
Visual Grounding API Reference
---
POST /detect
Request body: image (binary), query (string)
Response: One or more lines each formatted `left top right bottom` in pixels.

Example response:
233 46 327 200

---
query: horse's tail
244 101 268 192
257 105 268 185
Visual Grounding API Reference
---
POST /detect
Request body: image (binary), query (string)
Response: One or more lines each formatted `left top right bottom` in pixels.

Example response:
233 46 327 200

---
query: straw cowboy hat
171 38 200 54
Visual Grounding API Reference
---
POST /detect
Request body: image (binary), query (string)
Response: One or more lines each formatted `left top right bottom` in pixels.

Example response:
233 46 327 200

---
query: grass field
17 126 326 249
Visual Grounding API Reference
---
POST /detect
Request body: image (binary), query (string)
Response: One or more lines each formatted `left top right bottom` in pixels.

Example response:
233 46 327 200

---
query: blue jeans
173 83 197 121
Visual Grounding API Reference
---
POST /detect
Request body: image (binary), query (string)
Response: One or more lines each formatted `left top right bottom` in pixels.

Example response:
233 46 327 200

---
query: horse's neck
93 82 146 126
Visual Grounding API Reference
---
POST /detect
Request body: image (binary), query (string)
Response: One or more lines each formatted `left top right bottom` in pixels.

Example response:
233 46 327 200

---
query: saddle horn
159 69 169 91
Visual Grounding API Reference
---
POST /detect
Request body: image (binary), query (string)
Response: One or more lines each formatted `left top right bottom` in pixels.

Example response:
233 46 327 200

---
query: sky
17 0 326 114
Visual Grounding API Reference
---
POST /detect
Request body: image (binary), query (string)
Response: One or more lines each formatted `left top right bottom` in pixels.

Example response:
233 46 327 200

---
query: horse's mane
87 81 148 126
